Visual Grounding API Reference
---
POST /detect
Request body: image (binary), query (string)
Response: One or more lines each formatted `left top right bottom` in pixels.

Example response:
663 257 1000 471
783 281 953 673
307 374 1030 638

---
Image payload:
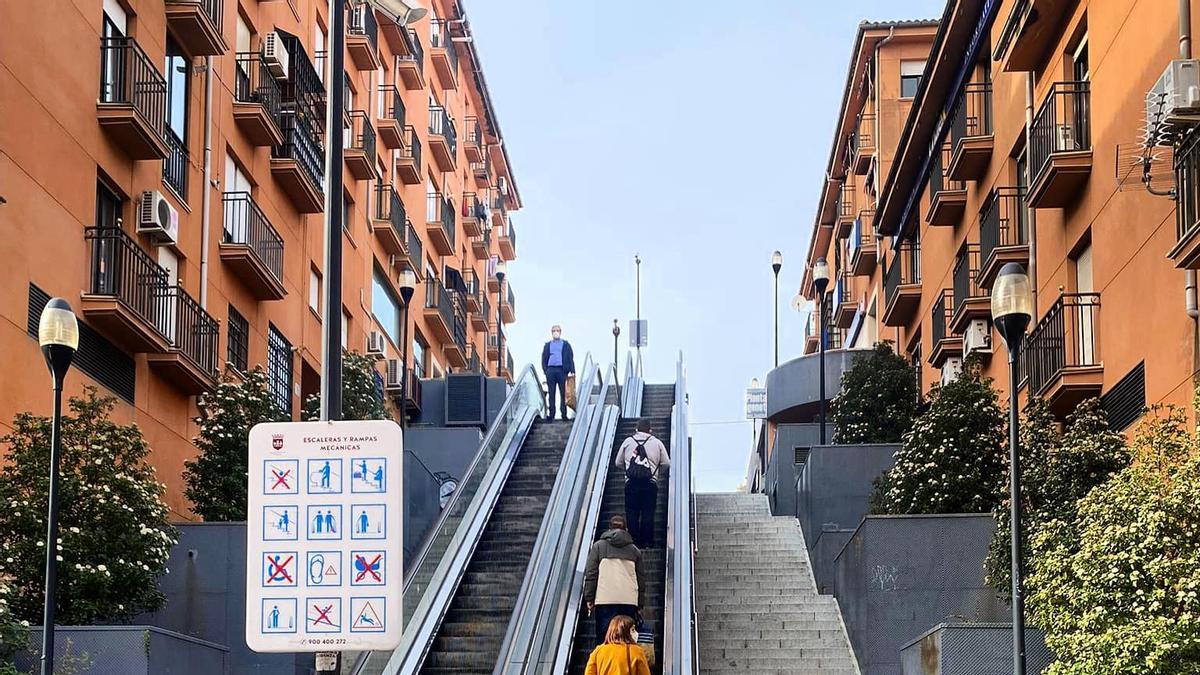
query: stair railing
663 351 698 673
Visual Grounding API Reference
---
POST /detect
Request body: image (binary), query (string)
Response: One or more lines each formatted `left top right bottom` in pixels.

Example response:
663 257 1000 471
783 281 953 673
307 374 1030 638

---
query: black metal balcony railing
929 144 965 199
399 28 424 75
472 155 491 179
849 210 875 259
404 219 423 265
429 105 458 158
1030 81 1091 185
347 109 376 160
274 110 325 190
503 218 517 251
222 191 285 282
465 269 481 298
467 117 482 147
483 295 492 327
167 0 223 33
374 182 405 235
164 284 220 373
401 125 422 170
99 37 167 135
467 344 482 373
427 192 457 248
278 33 326 128
235 51 283 123
462 193 488 223
854 113 876 155
506 285 516 316
430 19 458 78
1176 129 1200 244
833 270 851 309
950 82 993 147
506 350 514 376
86 226 171 338
425 278 467 351
931 289 953 347
952 242 984 315
379 84 405 127
885 239 921 301
349 1 379 49
1023 293 1101 396
163 128 188 198
839 183 856 220
979 187 1028 266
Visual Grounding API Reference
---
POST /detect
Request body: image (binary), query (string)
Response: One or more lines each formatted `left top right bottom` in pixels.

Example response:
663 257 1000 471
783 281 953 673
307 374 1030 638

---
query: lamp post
495 260 506 379
772 251 782 368
37 298 78 675
991 262 1034 675
397 269 416 429
811 259 831 445
612 319 620 369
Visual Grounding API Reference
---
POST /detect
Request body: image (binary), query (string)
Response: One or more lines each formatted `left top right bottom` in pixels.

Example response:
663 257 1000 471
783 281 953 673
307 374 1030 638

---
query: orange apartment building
801 0 1200 435
0 0 522 517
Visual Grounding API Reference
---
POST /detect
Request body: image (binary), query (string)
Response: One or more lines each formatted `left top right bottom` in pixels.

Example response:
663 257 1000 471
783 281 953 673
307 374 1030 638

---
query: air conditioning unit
262 31 290 80
940 356 963 386
384 358 404 395
137 191 179 246
445 372 486 427
1147 60 1200 134
963 318 992 356
366 331 386 356
1055 124 1078 152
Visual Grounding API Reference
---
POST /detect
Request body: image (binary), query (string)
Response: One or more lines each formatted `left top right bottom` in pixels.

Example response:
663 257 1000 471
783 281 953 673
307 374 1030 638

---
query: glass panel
372 268 401 346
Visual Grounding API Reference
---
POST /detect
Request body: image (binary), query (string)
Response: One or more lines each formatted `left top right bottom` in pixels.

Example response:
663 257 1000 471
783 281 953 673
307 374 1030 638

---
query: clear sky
466 0 946 492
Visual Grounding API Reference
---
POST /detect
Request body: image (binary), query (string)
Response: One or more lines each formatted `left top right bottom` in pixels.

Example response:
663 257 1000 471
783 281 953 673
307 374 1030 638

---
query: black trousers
594 603 638 645
545 366 567 419
625 479 658 548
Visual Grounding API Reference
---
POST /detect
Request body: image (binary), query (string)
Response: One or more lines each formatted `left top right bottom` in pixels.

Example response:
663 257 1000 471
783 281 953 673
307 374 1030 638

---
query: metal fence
375 182 405 235
1024 292 1101 396
429 104 458 159
163 128 188 198
885 238 921 303
979 187 1026 268
349 0 379 49
17 625 229 674
347 109 376 161
929 143 965 200
426 191 456 248
234 51 282 125
165 284 220 374
1030 81 1091 186
380 83 405 127
931 289 953 348
99 36 166 135
221 191 285 284
85 226 171 340
273 110 324 190
952 242 983 317
401 124 422 171
950 81 993 147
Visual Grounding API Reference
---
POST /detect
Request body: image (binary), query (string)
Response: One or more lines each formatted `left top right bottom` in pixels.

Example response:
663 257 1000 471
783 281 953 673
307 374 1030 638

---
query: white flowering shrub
0 575 26 674
302 352 387 423
871 363 1006 515
0 387 177 625
184 367 285 521
829 342 919 444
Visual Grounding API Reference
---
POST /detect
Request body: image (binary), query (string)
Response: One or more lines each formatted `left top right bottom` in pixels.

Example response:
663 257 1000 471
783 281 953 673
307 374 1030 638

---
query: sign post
246 420 403 655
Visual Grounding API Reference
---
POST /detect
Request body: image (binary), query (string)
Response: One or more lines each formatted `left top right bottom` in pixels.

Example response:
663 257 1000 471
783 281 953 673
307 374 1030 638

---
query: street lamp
495 260 507 379
397 269 416 429
811 258 831 445
37 298 78 675
612 319 620 370
991 262 1034 675
772 250 782 368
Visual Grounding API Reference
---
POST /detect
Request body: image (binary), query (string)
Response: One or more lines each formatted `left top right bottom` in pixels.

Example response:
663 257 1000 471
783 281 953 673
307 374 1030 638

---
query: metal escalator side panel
663 352 697 674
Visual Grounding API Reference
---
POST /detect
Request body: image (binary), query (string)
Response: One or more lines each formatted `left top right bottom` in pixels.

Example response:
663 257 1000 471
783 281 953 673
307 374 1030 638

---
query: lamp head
495 260 506 282
368 0 427 25
613 319 620 336
811 258 831 296
771 250 783 274
991 262 1033 351
750 377 760 389
39 297 78 382
398 268 417 304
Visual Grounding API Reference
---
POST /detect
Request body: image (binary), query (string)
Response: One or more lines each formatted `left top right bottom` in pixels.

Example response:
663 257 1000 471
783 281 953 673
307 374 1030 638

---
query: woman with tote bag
585 615 650 675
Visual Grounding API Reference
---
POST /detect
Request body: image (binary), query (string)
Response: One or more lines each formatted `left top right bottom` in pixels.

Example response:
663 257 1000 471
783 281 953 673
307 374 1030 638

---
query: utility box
900 623 1053 675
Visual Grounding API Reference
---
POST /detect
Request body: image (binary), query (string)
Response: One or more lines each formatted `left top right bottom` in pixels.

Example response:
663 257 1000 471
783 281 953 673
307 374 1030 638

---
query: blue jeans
546 366 567 419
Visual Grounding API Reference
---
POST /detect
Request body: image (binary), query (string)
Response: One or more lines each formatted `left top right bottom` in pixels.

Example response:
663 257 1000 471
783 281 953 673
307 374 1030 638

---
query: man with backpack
583 515 645 646
614 421 670 548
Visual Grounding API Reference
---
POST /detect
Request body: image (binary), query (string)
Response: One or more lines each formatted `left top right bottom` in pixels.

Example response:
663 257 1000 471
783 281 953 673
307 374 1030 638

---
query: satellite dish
790 294 809 312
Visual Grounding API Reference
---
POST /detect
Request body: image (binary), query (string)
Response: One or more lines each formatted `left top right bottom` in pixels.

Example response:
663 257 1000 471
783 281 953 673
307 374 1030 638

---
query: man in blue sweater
541 325 575 420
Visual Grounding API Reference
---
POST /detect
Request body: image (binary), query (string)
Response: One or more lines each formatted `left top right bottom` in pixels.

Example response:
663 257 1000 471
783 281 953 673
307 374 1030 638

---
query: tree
302 352 387 422
0 575 26 675
829 342 919 444
984 397 1130 598
1027 402 1200 673
0 388 177 625
871 363 1006 515
183 367 285 521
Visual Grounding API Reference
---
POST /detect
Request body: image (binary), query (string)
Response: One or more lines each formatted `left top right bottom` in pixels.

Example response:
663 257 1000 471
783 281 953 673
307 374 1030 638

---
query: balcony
392 28 424 90
347 1 382 71
376 85 405 149
1028 82 1092 208
1023 293 1103 416
428 105 458 172
163 129 188 200
949 242 989 335
271 111 324 213
504 351 514 382
848 210 877 276
429 19 458 90
396 125 422 184
471 155 492 189
978 187 1028 289
404 368 423 417
470 227 491 258
473 295 491 331
926 145 967 226
372 182 408 254
465 117 484 163
836 182 856 238
1171 130 1200 268
461 193 488 237
948 83 994 181
832 272 856 328
1000 0 1079 73
501 284 516 324
929 289 962 368
487 327 501 360
344 110 378 180
426 192 456 256
465 270 482 314
98 37 169 159
852 113 875 175
424 278 467 367
491 193 508 229
487 268 501 293
220 192 286 300
145 285 220 393
164 0 227 56
804 311 819 354
234 52 284 146
497 218 517 261
465 343 484 374
883 239 921 327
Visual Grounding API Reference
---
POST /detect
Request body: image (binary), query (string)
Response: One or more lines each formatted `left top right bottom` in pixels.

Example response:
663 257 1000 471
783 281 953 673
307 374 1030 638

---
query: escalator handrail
621 352 643 417
370 364 545 675
492 361 615 674
663 351 697 674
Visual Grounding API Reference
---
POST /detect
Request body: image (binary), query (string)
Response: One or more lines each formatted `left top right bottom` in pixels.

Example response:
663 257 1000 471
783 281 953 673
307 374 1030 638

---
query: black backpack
626 437 655 483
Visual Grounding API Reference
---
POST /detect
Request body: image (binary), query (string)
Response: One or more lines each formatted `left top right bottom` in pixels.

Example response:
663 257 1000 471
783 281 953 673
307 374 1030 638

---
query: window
412 334 427 379
900 60 925 99
371 267 402 346
268 324 293 417
227 306 249 373
309 267 322 314
315 25 327 83
163 38 189 198
343 195 352 234
96 180 121 229
342 308 351 349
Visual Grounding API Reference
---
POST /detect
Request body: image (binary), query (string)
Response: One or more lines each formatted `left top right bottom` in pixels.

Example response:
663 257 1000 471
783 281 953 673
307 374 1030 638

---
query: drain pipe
1024 72 1038 315
199 55 214 309
1181 0 1198 321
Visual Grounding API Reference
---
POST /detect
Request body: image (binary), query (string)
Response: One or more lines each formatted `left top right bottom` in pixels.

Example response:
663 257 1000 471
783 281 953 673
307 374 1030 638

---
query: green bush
302 352 387 422
829 342 919 444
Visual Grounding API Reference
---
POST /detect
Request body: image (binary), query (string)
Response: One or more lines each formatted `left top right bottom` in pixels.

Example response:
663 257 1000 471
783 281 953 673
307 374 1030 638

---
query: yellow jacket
585 643 650 675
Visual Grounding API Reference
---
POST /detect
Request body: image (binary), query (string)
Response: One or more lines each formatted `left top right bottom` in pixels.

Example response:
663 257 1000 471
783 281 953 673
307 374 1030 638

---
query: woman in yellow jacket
586 615 650 675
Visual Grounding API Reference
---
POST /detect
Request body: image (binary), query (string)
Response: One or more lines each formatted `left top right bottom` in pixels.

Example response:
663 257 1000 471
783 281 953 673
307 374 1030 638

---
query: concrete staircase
695 493 859 674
